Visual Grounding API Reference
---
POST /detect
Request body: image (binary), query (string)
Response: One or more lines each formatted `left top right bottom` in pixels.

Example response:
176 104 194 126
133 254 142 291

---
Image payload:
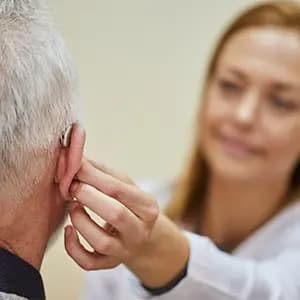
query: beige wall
42 1 259 299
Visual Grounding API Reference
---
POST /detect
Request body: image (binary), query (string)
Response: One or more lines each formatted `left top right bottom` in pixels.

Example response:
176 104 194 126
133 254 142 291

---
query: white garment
82 180 300 300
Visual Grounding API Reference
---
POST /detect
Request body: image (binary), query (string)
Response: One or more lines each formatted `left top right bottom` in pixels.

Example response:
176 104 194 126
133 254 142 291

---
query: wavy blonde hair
165 0 300 224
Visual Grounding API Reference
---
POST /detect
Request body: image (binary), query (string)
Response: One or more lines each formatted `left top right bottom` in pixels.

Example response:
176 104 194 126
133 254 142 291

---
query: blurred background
42 1 260 299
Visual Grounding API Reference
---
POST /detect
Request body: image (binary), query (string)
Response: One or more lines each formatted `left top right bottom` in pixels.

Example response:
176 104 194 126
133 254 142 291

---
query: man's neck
200 174 289 251
0 240 15 254
0 198 51 270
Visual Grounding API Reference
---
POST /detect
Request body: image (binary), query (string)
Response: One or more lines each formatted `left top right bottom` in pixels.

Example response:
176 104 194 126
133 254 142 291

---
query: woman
64 1 300 299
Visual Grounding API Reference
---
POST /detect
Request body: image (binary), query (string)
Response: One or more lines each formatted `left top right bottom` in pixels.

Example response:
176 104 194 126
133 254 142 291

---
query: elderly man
0 1 85 299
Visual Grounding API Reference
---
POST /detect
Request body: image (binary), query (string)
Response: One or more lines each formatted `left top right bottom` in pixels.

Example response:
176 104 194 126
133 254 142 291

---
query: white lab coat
82 180 300 300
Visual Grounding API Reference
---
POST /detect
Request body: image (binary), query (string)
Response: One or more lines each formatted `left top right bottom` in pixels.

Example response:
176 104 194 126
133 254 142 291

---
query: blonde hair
165 0 300 224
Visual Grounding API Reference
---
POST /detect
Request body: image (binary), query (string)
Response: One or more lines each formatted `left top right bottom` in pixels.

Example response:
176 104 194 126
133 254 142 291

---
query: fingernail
70 181 79 194
65 226 72 237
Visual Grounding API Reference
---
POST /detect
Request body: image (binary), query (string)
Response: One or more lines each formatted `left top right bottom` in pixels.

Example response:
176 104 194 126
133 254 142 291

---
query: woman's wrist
141 259 188 295
125 213 190 288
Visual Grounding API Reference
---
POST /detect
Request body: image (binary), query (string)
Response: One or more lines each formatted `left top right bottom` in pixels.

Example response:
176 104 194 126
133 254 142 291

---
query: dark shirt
0 248 45 300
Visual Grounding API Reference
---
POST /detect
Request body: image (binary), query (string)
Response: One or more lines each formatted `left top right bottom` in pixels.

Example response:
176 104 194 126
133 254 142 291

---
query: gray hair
0 0 78 201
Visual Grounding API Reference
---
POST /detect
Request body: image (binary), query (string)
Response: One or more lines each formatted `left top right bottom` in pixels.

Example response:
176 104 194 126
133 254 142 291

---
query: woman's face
202 27 300 183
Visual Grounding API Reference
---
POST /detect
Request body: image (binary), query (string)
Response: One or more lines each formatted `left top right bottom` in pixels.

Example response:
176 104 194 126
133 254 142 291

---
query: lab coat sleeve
129 232 300 300
82 269 115 300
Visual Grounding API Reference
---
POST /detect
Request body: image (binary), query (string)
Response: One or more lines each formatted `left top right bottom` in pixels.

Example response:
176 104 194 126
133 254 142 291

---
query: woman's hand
64 158 189 288
64 159 159 270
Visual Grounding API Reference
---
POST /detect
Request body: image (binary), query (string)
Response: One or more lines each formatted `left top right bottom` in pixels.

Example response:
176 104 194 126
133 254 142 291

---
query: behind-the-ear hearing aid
55 124 73 184
60 124 73 148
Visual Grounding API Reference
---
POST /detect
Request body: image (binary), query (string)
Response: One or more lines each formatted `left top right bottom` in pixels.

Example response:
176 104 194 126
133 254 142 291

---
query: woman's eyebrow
222 67 300 93
271 81 300 93
220 67 248 81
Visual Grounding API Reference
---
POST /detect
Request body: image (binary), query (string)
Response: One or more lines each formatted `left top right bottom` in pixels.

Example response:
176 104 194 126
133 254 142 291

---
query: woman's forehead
216 27 300 87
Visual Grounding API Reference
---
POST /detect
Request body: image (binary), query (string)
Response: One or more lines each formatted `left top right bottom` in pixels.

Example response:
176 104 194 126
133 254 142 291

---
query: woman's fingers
69 184 144 246
65 158 160 271
69 203 132 258
64 225 120 270
75 160 158 223
87 159 134 185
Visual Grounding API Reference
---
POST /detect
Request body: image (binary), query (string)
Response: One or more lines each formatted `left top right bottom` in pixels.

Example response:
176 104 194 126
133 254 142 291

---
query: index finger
86 158 135 185
75 160 158 223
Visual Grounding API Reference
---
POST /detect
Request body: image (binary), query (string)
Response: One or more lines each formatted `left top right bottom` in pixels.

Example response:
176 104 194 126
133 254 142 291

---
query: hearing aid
54 124 73 184
60 124 73 148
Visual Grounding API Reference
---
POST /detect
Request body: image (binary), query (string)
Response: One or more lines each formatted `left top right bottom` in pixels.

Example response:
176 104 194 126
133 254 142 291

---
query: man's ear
56 123 86 200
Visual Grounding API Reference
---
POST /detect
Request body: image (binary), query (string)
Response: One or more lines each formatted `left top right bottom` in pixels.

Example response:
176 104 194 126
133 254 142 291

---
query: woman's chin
208 156 265 182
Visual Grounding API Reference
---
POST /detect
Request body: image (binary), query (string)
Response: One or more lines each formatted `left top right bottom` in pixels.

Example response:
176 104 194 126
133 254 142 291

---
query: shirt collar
0 247 45 299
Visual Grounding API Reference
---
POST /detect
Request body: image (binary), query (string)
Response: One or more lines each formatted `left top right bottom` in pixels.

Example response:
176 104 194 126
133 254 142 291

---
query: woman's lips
220 135 259 159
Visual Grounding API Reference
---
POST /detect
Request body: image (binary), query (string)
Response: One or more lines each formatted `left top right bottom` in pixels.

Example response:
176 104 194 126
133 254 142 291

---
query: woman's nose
233 92 260 129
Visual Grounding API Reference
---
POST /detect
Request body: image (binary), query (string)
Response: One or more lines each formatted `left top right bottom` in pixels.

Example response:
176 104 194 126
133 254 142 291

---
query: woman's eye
270 96 296 111
218 79 242 93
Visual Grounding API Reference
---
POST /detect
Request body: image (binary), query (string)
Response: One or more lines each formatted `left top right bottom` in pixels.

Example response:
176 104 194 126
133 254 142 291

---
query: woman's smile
221 135 257 159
